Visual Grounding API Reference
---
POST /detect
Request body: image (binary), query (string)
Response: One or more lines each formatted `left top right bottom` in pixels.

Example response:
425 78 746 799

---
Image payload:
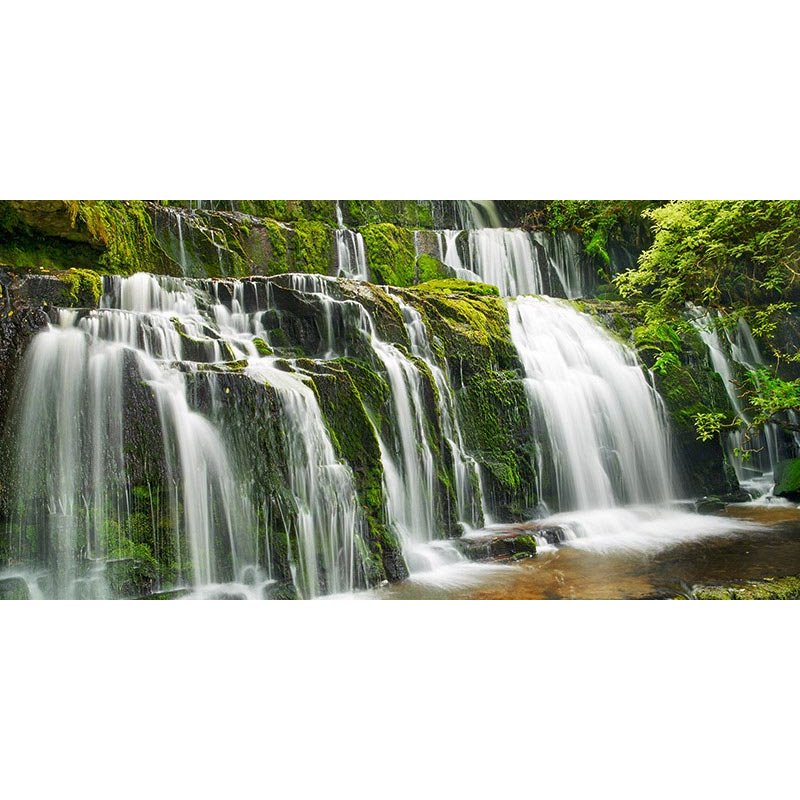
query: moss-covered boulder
400 280 537 519
693 576 800 599
361 223 416 286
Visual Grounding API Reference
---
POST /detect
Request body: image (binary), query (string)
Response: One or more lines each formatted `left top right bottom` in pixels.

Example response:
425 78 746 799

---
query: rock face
6 201 93 243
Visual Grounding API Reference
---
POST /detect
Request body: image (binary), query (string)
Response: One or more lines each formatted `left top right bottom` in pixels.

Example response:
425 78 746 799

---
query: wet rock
6 201 93 244
0 576 31 600
718 489 753 504
105 557 157 599
456 524 549 561
695 497 726 514
141 588 192 601
262 581 297 600
208 590 248 600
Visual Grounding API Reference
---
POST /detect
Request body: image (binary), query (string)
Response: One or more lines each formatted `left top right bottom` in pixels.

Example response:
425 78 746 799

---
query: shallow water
370 504 800 600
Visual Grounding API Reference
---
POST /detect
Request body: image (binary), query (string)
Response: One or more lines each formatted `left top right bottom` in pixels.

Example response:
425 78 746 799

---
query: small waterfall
508 296 675 512
334 201 369 280
244 359 362 598
387 292 486 530
687 305 787 492
455 200 504 229
356 311 441 570
424 226 587 299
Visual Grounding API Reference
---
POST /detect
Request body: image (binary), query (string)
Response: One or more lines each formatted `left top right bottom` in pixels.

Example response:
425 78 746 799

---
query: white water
387 292 486 529
508 296 675 512
421 205 587 299
7 273 367 598
245 359 362 597
245 273 483 575
335 201 369 280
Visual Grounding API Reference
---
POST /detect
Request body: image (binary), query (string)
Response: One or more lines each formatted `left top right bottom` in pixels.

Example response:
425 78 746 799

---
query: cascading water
334 201 369 281
5 272 368 598
242 271 482 574
417 200 589 298
387 292 486 530
507 296 676 513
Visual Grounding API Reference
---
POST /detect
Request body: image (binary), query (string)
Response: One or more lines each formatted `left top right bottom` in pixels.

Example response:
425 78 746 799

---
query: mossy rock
58 268 103 307
345 201 434 229
0 576 30 600
361 223 416 286
693 576 800 599
774 459 800 501
416 253 453 283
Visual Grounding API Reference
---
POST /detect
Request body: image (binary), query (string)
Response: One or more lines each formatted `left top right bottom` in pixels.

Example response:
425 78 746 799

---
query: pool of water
370 502 800 599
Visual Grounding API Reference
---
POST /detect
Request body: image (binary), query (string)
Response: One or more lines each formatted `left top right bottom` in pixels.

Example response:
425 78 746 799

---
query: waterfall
454 200 504 229
5 273 367 598
421 221 587 299
387 292 486 530
507 296 675 512
244 359 362 598
234 272 480 573
687 305 787 492
334 201 369 280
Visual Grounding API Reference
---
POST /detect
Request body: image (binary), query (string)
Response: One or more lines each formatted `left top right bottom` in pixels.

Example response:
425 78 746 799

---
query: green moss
252 337 272 356
292 221 333 275
395 285 536 518
346 201 434 229
237 201 337 224
57 268 103 307
66 201 161 274
774 458 800 500
263 219 290 274
416 254 451 283
413 278 500 297
693 576 800 599
293 358 405 583
361 223 416 286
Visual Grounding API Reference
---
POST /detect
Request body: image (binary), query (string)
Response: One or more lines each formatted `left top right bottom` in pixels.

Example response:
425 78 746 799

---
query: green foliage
66 201 159 274
742 369 800 433
693 411 728 442
542 200 656 273
616 201 800 313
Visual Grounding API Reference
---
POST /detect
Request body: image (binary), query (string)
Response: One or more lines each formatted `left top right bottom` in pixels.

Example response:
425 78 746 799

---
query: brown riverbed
373 504 800 600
